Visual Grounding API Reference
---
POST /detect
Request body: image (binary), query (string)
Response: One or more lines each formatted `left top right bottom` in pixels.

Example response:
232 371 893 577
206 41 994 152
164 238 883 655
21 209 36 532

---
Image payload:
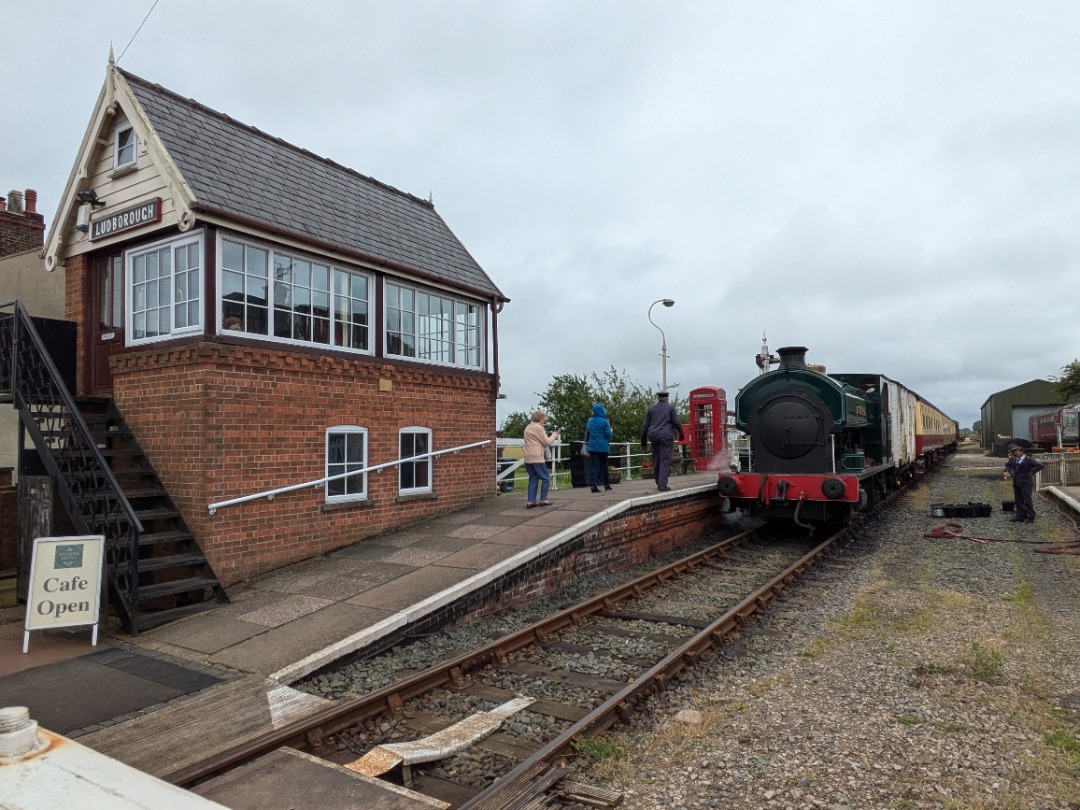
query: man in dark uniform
640 391 685 492
1004 444 1044 523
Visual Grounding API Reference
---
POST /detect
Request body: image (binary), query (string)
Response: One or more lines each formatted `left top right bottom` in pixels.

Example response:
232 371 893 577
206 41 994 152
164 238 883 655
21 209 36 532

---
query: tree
590 366 654 442
537 373 594 442
498 410 531 439
972 419 982 435
1052 359 1080 402
529 367 689 444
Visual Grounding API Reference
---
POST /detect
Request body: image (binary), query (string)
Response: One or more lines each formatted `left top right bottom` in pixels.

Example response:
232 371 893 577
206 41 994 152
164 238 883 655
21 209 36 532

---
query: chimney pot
0 196 6 212
25 189 37 213
6 190 22 214
777 346 810 372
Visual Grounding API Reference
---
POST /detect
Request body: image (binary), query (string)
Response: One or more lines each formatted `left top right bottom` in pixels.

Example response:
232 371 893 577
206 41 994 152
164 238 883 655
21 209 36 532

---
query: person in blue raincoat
585 403 614 492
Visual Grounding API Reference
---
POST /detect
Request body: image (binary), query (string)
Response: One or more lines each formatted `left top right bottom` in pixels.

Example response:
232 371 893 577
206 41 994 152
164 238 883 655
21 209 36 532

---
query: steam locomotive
717 346 958 527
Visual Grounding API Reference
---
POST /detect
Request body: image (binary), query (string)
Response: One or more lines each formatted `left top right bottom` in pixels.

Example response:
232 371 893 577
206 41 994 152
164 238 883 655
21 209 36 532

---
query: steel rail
170 528 757 787
458 527 847 810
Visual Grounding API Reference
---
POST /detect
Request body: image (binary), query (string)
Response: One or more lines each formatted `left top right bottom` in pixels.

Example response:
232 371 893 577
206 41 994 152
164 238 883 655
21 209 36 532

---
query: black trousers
589 452 610 488
1013 480 1036 520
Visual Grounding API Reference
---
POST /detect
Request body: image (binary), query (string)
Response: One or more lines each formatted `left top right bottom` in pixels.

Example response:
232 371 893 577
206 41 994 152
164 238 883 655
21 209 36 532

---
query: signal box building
4 60 507 632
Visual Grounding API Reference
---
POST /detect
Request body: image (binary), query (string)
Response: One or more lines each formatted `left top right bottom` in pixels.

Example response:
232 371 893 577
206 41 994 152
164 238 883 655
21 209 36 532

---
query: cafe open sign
24 535 105 653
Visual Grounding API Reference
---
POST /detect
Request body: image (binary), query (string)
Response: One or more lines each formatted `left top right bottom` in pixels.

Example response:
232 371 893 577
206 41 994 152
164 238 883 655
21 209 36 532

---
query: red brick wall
0 190 45 259
64 253 88 393
111 341 496 585
460 494 727 623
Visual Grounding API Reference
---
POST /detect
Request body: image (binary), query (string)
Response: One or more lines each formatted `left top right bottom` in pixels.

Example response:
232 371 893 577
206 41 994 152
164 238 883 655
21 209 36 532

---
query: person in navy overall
1004 445 1044 523
640 391 684 492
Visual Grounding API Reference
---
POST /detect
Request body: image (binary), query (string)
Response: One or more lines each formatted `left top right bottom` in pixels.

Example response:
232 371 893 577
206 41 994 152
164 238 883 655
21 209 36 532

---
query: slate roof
121 69 505 301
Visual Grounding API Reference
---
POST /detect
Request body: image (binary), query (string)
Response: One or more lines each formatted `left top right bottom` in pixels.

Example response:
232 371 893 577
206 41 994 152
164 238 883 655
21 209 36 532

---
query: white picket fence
1036 452 1080 488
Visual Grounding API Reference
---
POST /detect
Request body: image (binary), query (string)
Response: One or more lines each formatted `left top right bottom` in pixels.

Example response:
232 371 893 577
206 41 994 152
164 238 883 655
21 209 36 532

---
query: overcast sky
6 1 1080 430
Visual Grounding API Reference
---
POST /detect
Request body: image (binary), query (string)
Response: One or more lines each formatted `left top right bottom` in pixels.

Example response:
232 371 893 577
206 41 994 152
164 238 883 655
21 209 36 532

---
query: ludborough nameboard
90 197 162 240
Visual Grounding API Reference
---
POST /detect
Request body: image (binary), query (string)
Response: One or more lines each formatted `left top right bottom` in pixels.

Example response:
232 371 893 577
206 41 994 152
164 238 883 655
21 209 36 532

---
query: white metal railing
208 439 491 515
495 439 686 490
1035 452 1080 488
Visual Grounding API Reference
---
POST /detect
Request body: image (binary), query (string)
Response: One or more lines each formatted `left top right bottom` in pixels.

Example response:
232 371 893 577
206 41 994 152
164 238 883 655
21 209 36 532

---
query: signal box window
399 427 432 494
326 426 368 502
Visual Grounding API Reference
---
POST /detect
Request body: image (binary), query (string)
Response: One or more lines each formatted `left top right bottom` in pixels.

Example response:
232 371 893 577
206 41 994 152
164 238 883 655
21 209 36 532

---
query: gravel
593 446 1080 809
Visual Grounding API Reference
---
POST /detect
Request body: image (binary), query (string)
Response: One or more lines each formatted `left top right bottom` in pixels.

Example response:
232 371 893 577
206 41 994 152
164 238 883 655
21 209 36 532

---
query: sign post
23 535 106 653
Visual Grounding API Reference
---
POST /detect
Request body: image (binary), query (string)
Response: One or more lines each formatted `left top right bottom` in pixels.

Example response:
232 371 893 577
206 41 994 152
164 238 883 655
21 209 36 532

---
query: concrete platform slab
409 535 486 553
209 603 393 675
295 575 378 601
238 594 335 627
447 523 509 540
346 565 471 612
144 614 265 655
480 524 556 548
435 541 528 571
381 547 455 566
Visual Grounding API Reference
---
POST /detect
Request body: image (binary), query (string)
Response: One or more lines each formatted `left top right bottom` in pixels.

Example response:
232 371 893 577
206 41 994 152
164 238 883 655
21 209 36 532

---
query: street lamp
647 298 676 391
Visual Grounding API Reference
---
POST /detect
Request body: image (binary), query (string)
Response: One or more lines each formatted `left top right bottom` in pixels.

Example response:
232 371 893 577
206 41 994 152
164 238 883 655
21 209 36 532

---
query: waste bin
569 441 589 488
496 457 517 493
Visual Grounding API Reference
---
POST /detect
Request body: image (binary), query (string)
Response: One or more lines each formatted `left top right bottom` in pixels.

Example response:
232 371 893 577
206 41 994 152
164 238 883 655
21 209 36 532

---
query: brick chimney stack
0 186 46 259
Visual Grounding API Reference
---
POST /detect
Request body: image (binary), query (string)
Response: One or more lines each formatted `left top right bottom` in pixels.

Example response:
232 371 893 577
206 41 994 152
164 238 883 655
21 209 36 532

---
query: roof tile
122 69 504 301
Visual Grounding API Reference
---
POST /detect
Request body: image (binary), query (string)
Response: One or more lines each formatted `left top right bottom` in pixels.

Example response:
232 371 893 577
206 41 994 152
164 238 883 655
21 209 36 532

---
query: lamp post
648 298 676 391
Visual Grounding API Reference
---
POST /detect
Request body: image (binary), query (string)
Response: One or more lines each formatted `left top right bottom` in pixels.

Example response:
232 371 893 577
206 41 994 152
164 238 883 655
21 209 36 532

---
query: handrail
1 299 145 631
208 439 492 515
1 300 144 535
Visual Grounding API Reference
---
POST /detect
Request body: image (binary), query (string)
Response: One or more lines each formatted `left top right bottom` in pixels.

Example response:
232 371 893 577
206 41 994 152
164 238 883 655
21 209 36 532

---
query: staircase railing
0 299 143 631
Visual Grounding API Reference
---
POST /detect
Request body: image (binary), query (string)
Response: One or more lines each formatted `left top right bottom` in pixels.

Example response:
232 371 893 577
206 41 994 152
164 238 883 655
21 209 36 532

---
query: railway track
174 524 851 808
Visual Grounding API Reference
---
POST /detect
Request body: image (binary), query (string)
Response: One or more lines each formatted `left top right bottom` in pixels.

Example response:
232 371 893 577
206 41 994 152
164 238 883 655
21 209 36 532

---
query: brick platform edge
280 489 724 681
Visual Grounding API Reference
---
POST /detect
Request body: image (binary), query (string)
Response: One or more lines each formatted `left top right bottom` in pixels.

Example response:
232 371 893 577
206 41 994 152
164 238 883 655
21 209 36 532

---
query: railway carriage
716 346 957 527
1029 404 1080 451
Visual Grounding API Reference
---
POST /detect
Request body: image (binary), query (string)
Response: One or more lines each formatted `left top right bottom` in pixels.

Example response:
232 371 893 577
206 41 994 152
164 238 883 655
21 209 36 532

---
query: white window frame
115 124 137 170
326 425 368 502
218 233 373 354
399 427 433 495
127 231 204 345
384 280 484 370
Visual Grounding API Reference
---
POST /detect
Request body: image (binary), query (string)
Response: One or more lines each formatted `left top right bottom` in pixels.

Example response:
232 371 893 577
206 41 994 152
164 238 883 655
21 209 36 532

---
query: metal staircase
1 300 226 633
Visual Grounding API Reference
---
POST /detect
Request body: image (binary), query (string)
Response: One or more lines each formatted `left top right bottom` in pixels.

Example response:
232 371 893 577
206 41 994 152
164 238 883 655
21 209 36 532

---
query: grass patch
830 584 971 640
571 735 626 763
1045 730 1080 767
966 640 1005 681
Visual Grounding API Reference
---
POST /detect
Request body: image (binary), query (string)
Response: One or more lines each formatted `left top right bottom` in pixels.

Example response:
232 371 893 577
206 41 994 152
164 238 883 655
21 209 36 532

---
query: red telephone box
685 386 727 471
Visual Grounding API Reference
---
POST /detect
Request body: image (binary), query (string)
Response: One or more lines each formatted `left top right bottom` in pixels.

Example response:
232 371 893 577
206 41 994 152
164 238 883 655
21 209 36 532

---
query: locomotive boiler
717 346 957 527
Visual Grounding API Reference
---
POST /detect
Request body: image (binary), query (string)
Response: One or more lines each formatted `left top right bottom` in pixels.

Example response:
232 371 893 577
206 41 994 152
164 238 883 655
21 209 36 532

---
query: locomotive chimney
777 346 809 371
